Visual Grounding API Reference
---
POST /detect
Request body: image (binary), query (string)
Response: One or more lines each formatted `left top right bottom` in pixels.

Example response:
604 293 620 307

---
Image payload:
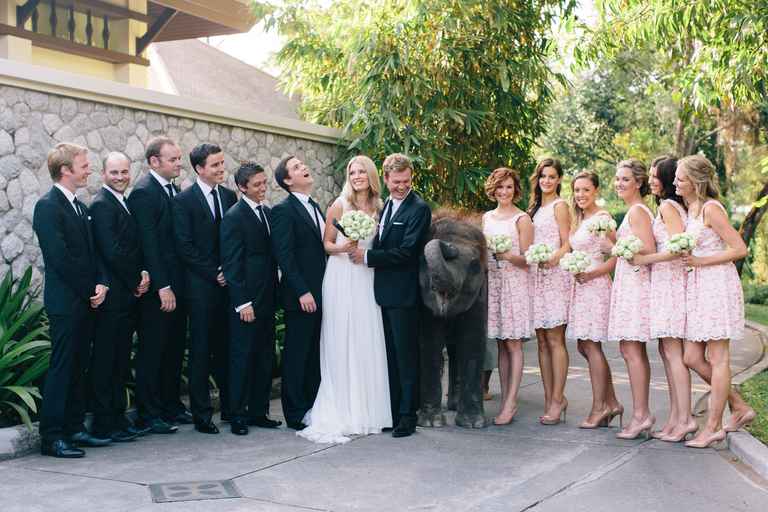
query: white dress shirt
292 192 325 236
366 189 411 264
103 185 130 213
54 183 80 215
196 178 224 220
234 196 271 313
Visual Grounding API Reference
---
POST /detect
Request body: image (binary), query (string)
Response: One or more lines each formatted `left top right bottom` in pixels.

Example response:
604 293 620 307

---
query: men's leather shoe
195 421 220 434
382 427 394 433
392 418 416 438
108 430 138 442
167 410 194 425
41 439 85 458
230 420 248 435
125 424 152 436
287 421 307 431
70 431 112 447
220 412 231 422
148 418 178 434
248 416 282 429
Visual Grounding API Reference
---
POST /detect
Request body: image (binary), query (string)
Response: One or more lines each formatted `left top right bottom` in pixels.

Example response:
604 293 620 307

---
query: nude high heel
660 421 699 443
684 429 726 449
616 415 655 440
579 407 611 429
602 404 624 429
540 398 568 426
724 408 756 433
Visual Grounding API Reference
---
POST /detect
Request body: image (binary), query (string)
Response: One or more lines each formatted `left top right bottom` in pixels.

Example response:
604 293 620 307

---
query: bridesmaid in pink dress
674 155 754 448
528 158 572 425
482 168 533 425
606 159 656 439
566 172 623 429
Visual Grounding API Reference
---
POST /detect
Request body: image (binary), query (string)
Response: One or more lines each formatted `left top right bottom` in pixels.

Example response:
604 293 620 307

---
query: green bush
743 282 768 305
0 267 51 429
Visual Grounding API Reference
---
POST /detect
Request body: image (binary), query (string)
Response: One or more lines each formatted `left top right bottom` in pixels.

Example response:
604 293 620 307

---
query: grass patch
741 370 768 445
745 303 768 326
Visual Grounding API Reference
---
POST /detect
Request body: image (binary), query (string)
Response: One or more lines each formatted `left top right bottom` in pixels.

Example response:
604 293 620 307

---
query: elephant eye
468 259 481 274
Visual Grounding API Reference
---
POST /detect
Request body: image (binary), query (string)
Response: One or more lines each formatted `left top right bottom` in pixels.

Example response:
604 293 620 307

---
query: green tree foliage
254 0 575 207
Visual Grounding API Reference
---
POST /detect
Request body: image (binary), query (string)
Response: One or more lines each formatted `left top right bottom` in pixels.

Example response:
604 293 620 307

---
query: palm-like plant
0 267 51 429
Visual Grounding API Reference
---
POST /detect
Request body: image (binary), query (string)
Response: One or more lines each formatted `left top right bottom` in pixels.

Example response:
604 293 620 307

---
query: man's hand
299 292 317 313
158 287 177 312
350 247 365 265
135 270 150 296
239 304 255 323
217 271 227 287
90 284 108 309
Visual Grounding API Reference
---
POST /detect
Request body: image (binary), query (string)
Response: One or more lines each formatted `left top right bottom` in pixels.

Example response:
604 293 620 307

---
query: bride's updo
342 155 384 213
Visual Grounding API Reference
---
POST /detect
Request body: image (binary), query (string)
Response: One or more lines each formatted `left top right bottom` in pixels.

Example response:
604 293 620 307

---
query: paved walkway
2 330 767 511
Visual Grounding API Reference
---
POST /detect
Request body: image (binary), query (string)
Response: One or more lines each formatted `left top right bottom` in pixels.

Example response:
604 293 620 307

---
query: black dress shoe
392 418 416 438
230 420 249 435
125 424 152 436
287 421 307 431
248 416 282 429
70 431 112 447
220 412 231 422
382 427 394 433
41 439 85 458
167 410 194 425
148 418 179 434
108 430 139 442
195 421 220 434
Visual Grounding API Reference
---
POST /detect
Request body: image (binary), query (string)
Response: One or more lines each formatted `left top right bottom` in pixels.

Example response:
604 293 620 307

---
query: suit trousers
228 310 275 421
280 309 321 424
90 308 135 435
135 293 187 421
382 307 420 423
187 293 230 424
40 305 95 442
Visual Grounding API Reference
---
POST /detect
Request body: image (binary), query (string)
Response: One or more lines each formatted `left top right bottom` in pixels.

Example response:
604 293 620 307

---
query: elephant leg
446 342 458 411
454 308 487 429
418 316 446 428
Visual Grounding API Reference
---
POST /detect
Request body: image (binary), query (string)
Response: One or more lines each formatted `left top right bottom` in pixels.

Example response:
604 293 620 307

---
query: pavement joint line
243 496 332 511
14 465 147 487
230 439 355 481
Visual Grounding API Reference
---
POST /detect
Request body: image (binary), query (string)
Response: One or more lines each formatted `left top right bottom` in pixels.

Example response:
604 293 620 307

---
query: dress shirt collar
292 192 313 205
103 184 127 204
54 183 77 206
196 177 218 197
389 189 411 210
149 169 171 188
242 195 265 210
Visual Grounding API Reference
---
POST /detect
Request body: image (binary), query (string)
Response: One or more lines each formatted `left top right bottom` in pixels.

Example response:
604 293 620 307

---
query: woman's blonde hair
341 155 383 213
570 171 600 227
677 154 720 203
617 159 650 197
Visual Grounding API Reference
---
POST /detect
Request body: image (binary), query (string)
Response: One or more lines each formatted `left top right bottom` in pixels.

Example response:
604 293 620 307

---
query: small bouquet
336 210 377 241
611 235 643 272
587 216 617 238
487 234 513 269
559 251 591 275
525 243 553 266
667 232 697 272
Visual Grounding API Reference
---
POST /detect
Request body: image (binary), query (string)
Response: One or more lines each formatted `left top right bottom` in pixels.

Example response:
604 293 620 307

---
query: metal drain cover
148 480 242 503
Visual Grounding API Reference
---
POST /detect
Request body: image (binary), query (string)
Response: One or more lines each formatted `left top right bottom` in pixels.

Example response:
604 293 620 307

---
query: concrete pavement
1 330 766 511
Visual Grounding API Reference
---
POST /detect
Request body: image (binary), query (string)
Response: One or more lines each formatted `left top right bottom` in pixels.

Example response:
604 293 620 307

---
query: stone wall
0 84 341 293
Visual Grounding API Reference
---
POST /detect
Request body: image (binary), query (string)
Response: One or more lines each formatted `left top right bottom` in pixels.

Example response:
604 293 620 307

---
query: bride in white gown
298 155 392 444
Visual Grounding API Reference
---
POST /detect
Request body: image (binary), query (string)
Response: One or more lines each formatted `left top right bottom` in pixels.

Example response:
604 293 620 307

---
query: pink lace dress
685 200 744 342
607 204 653 343
566 213 612 342
531 199 572 329
650 199 688 340
484 211 532 340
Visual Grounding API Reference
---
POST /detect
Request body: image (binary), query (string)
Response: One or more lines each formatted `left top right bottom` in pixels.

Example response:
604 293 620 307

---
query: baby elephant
418 213 488 429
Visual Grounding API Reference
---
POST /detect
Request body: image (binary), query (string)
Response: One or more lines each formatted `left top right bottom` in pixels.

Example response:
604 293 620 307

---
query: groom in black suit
271 156 327 430
352 153 431 437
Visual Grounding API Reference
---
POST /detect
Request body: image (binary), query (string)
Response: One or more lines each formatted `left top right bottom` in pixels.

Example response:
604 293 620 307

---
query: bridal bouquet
338 210 376 241
559 251 591 275
525 243 553 265
611 235 643 271
667 232 697 272
487 234 513 269
587 216 617 237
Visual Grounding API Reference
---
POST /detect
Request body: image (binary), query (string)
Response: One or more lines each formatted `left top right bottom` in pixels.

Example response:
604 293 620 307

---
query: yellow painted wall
31 46 116 81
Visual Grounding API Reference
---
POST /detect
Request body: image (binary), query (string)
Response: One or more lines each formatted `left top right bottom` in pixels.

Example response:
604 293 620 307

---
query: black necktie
383 201 393 230
308 197 322 234
165 184 175 198
73 198 86 218
256 205 270 235
211 188 222 224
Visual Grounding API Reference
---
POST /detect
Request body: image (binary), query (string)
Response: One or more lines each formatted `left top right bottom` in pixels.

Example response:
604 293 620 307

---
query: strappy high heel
493 405 518 426
616 415 655 440
601 404 624 429
540 398 568 426
579 407 611 429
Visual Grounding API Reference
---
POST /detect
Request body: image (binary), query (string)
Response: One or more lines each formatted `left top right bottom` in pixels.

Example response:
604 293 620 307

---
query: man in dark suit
173 143 237 434
271 156 327 430
127 136 187 434
220 162 281 435
32 143 112 457
352 153 431 438
88 152 151 442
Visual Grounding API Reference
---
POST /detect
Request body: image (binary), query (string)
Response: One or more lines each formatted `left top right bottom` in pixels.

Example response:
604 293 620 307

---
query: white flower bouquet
525 243 553 265
667 232 697 272
611 235 643 271
587 216 617 237
338 210 376 241
559 251 591 275
487 234 513 269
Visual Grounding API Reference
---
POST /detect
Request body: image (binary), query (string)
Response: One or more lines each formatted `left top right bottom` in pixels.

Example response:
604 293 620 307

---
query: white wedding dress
297 197 392 444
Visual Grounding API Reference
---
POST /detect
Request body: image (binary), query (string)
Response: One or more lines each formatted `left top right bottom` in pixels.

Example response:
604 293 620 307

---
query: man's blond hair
382 153 413 176
47 142 88 181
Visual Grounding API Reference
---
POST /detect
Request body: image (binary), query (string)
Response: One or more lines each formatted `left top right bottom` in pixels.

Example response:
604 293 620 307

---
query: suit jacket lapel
381 193 414 242
240 199 269 240
192 182 216 222
288 194 322 241
102 188 130 218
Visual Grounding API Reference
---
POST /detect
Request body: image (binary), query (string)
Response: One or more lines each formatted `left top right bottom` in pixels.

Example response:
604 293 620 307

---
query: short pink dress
607 204 653 343
650 199 688 340
531 199 572 330
566 213 613 342
685 200 744 342
484 211 532 340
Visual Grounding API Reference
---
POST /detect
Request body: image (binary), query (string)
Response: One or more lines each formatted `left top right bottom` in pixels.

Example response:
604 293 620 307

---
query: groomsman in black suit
271 156 327 430
173 143 237 434
88 152 151 442
127 137 188 434
352 153 431 438
220 162 281 435
33 143 111 457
